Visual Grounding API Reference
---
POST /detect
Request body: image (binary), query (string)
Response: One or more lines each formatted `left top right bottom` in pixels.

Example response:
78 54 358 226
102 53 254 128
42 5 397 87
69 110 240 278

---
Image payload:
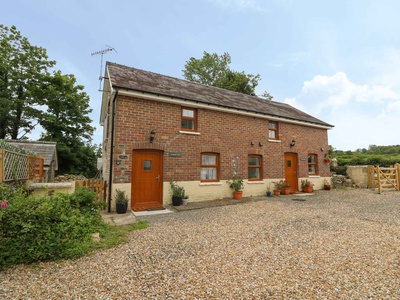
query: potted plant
115 189 129 214
170 180 185 206
273 181 281 196
227 176 244 200
279 180 291 195
266 187 272 197
301 179 314 193
324 178 331 190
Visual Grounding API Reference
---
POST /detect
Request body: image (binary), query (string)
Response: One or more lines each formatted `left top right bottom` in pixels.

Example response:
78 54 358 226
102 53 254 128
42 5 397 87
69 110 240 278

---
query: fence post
396 164 400 190
0 149 3 183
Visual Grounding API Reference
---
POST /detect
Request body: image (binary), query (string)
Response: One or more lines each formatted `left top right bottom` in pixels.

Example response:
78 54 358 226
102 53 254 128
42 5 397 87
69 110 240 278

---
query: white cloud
284 72 400 150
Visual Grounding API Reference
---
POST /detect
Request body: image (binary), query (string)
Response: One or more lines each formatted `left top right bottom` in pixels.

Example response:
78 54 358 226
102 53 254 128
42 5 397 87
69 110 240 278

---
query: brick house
100 62 333 211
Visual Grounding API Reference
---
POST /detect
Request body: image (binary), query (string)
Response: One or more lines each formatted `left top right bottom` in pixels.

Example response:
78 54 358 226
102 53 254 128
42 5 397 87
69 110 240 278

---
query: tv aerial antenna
91 45 117 91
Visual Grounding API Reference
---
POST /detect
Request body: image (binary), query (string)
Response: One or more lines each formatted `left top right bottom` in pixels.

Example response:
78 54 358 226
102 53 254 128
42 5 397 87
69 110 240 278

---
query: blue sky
3 0 400 150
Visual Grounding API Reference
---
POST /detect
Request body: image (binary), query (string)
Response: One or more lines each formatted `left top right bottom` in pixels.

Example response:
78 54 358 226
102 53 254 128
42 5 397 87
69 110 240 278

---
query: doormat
292 198 306 201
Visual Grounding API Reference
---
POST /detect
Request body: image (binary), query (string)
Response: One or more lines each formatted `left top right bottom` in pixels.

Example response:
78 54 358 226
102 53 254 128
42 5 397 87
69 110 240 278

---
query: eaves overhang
114 87 334 130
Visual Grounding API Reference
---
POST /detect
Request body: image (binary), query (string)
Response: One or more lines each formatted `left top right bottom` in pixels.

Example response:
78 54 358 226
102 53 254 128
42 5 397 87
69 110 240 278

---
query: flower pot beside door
115 189 129 214
170 180 185 206
301 179 314 193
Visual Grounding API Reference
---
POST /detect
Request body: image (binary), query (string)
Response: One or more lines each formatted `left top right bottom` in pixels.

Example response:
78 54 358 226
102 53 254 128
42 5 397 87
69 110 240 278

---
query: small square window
268 121 278 140
182 108 197 131
143 160 152 171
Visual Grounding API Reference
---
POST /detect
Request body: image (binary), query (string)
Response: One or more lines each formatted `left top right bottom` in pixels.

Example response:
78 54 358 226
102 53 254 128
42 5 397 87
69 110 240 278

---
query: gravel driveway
1 188 399 299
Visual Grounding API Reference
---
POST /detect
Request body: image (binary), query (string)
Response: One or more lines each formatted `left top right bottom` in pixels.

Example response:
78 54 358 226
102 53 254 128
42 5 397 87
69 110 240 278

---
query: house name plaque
169 152 182 157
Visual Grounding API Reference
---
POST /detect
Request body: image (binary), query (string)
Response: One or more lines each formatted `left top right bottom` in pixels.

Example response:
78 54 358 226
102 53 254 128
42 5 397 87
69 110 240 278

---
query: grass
89 220 148 252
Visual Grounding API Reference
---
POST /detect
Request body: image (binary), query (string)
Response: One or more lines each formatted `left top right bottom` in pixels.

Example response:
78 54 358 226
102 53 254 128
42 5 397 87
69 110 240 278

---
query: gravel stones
1 189 399 299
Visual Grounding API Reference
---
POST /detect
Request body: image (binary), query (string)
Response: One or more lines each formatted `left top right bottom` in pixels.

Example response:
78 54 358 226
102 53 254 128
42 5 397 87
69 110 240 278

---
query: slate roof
6 140 58 168
106 62 333 128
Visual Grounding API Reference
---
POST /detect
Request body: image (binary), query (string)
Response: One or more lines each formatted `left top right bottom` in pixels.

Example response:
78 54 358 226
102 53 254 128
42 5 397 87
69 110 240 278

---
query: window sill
247 180 265 184
180 131 201 135
199 182 222 186
309 175 320 178
268 139 281 143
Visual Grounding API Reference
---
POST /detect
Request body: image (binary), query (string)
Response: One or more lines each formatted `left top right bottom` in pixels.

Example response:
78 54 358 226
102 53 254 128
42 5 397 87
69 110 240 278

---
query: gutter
107 88 118 213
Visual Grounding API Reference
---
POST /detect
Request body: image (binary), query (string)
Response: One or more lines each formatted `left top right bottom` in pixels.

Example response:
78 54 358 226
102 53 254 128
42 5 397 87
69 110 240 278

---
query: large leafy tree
0 24 55 139
0 24 98 177
183 51 271 97
38 71 97 176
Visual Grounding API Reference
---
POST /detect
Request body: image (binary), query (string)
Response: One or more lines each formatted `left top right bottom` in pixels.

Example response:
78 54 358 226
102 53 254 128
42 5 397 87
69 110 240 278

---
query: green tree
183 51 269 97
0 24 55 139
0 24 98 177
37 71 98 177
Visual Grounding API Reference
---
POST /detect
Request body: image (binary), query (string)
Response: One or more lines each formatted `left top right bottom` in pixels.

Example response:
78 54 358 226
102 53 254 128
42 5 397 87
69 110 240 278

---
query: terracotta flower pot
280 187 291 195
302 186 313 193
273 190 281 196
324 185 331 190
233 191 243 200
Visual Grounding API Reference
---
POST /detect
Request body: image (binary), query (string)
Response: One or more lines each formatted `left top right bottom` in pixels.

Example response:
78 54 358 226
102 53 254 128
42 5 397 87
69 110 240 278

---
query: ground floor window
200 153 219 182
248 155 262 180
308 154 318 175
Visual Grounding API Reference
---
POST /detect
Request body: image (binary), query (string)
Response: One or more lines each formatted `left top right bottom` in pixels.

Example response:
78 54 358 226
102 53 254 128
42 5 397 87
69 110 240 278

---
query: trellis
0 149 44 182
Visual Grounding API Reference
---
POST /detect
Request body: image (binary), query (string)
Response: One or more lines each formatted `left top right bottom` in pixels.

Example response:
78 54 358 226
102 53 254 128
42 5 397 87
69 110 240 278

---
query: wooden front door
131 150 163 211
284 152 298 192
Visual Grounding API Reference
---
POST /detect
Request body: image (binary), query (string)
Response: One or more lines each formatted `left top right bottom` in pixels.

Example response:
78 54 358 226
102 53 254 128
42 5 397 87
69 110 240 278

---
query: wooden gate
368 164 400 193
75 179 107 202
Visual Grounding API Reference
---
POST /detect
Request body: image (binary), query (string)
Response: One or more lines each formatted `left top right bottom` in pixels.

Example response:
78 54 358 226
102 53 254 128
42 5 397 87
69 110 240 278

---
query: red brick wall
111 95 330 183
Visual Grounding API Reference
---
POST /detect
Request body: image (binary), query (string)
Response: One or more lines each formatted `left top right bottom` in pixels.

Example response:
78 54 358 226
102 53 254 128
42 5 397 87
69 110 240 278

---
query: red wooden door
131 150 163 211
284 152 298 192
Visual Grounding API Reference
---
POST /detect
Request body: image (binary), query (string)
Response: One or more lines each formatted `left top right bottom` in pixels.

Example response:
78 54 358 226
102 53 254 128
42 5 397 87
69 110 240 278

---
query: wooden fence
0 149 44 182
367 164 400 193
75 178 107 202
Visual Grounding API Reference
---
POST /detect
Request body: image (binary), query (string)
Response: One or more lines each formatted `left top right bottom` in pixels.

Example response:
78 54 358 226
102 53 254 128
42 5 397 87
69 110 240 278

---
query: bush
0 185 107 269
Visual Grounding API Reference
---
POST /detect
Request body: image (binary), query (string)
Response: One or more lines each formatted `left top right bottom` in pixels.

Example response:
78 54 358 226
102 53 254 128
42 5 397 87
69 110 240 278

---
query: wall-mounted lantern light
259 142 263 147
250 141 254 146
290 139 296 148
149 129 156 143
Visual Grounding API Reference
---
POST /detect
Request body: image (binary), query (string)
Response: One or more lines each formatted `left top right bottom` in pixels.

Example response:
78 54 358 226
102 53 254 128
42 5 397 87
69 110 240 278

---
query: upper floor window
268 121 278 140
248 155 262 180
308 154 318 175
200 153 219 182
182 107 197 131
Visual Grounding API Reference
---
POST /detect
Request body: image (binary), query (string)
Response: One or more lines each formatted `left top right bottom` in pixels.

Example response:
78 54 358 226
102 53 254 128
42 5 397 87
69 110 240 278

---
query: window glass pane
144 160 152 171
182 119 194 130
269 122 276 129
201 168 217 180
248 168 260 179
308 165 316 174
202 155 216 165
248 157 260 166
287 160 291 167
269 130 276 139
308 155 316 163
182 109 194 118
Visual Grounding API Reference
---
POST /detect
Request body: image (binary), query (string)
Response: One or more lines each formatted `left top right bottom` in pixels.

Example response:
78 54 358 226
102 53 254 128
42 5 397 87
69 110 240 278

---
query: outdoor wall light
259 142 263 147
250 141 254 146
149 129 156 143
290 139 296 148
